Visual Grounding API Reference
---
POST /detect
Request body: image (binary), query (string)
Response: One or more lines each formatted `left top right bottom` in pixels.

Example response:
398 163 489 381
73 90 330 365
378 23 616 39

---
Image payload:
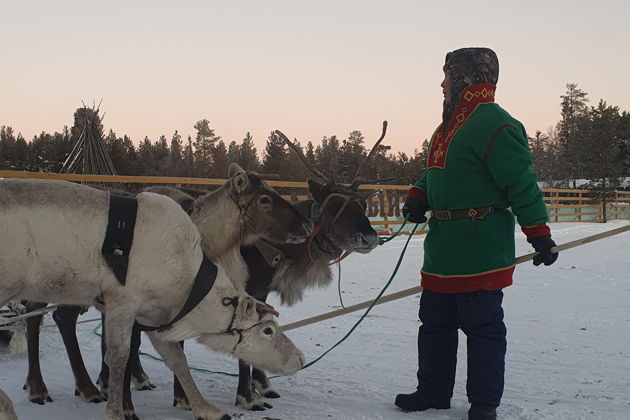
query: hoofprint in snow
1 221 629 420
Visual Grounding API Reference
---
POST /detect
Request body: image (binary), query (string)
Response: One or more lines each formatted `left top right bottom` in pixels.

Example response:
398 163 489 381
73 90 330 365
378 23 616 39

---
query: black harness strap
137 255 218 332
101 194 138 286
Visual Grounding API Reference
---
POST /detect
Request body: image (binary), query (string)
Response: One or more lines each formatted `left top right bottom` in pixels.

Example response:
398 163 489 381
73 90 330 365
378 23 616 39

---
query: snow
1 221 630 420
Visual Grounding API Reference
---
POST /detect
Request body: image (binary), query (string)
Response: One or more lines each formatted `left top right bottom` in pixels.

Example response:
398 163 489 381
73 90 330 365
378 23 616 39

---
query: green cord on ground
92 323 239 377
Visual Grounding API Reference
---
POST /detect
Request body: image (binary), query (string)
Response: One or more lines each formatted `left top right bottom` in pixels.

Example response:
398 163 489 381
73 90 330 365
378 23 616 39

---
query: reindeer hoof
24 382 53 404
173 396 191 410
263 390 281 399
75 386 107 403
30 395 53 405
132 374 156 391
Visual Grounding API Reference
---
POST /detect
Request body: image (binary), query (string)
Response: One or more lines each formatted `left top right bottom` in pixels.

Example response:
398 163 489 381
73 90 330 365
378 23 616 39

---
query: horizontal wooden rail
2 170 628 222
281 224 630 332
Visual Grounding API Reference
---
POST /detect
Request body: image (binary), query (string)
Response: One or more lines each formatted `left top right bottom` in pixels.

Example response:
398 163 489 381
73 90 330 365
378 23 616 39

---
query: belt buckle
468 208 478 218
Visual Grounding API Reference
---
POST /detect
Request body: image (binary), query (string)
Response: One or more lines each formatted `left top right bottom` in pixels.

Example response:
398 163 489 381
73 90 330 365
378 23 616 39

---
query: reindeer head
274 122 388 255
227 163 313 245
197 296 305 375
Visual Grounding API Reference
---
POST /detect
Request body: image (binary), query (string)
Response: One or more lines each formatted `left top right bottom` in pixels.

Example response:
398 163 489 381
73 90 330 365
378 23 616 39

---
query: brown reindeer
171 122 388 411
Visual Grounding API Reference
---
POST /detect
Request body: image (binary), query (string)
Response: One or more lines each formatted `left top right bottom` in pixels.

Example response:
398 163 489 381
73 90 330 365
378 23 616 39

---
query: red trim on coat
521 223 551 239
405 186 427 202
421 266 514 293
484 124 516 162
428 83 496 169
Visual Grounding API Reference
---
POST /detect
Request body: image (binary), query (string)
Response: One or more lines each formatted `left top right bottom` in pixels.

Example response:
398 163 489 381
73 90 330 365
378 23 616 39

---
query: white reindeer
0 163 311 420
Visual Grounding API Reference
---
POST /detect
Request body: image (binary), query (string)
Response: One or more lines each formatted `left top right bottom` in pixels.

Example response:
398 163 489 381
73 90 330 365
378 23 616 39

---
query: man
395 47 558 420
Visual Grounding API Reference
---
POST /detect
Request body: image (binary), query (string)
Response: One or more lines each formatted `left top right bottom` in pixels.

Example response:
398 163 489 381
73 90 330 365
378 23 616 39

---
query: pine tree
315 135 341 180
262 131 287 175
339 130 366 182
227 140 240 167
104 130 133 175
154 135 170 174
193 119 220 177
583 100 624 221
184 135 194 177
137 136 156 175
240 132 259 171
0 126 18 169
29 131 57 172
211 140 229 178
556 83 590 186
170 130 183 176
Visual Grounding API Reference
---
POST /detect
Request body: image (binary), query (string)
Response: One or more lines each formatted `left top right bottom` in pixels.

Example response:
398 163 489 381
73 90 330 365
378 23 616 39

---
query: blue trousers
416 289 507 408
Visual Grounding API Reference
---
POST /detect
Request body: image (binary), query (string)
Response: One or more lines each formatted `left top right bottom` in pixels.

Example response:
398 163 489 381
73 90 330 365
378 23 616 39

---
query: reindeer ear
242 297 257 317
307 179 325 200
229 163 249 195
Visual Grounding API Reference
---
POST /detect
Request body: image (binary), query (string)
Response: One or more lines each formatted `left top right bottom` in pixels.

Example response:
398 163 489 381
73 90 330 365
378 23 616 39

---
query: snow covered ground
1 221 629 420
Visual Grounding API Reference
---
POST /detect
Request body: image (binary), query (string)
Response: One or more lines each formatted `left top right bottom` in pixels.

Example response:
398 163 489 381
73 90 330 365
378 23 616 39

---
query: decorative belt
432 206 501 221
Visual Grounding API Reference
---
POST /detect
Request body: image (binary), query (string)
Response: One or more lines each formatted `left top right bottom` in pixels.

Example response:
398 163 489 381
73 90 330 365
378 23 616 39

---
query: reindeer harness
254 191 359 269
100 193 219 332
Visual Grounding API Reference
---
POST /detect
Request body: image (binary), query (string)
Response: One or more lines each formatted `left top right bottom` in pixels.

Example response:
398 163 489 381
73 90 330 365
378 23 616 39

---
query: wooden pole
281 224 630 332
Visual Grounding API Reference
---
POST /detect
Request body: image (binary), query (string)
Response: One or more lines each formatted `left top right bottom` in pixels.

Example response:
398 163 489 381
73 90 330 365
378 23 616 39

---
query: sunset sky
2 0 629 156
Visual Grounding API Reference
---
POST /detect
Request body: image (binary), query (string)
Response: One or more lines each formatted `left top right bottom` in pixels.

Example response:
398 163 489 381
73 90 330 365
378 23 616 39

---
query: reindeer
0 163 312 420
21 190 187 405
169 122 388 411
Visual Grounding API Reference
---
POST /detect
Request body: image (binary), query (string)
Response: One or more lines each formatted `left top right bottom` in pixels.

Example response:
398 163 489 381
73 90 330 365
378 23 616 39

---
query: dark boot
468 403 497 420
394 390 450 412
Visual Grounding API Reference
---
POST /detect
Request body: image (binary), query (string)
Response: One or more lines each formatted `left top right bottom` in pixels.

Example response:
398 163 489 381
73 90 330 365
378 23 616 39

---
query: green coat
412 84 548 293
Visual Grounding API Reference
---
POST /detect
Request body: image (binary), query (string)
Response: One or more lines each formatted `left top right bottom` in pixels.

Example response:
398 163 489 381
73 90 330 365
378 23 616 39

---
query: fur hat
442 47 499 129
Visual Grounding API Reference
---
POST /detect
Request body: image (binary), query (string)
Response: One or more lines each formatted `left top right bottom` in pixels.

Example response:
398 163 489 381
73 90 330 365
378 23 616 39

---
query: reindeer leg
53 305 106 403
103 305 136 420
236 360 271 411
119 323 141 420
129 329 156 391
252 367 280 399
23 301 53 404
146 333 231 420
97 312 109 398
172 341 190 410
247 292 278 401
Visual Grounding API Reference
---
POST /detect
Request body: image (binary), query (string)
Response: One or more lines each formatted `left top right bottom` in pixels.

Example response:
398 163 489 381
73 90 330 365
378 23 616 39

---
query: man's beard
441 99 455 134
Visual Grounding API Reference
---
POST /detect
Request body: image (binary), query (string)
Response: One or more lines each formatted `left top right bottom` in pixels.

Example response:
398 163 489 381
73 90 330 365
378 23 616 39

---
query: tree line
1 83 629 189
529 83 630 193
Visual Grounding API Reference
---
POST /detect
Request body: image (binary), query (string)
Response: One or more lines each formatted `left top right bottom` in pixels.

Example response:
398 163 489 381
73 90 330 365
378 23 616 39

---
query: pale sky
2 0 629 156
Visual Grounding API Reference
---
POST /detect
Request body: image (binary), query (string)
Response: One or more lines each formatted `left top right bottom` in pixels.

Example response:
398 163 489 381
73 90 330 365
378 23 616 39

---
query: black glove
402 198 428 223
528 236 558 266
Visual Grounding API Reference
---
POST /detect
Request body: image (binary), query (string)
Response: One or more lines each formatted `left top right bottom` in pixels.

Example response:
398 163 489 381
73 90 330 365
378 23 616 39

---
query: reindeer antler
274 130 328 182
351 120 388 188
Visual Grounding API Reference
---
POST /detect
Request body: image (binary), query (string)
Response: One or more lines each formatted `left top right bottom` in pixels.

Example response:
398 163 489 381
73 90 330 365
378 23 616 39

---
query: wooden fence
1 171 629 233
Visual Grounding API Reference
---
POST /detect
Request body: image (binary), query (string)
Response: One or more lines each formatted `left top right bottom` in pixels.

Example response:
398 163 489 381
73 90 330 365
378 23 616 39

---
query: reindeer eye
258 195 272 206
263 327 274 335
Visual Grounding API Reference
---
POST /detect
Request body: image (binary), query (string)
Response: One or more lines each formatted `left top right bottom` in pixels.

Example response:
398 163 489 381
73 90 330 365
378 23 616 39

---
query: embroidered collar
428 83 496 169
